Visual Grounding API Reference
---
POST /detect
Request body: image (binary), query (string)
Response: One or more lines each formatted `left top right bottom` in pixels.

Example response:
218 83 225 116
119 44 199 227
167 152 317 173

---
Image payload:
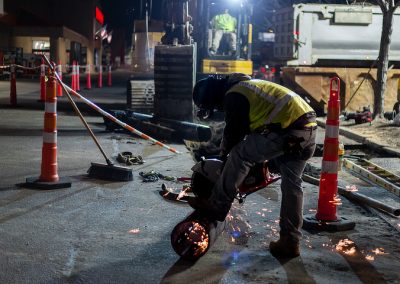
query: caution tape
41 55 181 154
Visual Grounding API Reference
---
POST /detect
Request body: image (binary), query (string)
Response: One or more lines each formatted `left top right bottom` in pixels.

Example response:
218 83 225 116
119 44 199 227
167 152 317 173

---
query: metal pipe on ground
61 83 180 154
303 174 400 216
171 211 226 260
105 110 212 142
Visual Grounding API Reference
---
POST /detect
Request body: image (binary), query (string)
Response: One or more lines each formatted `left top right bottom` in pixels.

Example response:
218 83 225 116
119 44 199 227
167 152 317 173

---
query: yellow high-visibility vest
226 79 314 131
212 14 236 32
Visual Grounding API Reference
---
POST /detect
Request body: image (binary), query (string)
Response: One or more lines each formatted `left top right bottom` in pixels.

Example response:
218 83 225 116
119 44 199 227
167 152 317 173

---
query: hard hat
193 77 212 109
193 76 226 108
193 76 226 119
193 73 251 119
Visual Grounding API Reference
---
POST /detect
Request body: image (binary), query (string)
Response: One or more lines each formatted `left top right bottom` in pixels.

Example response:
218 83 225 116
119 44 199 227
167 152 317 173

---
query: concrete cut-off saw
160 157 280 204
161 157 280 260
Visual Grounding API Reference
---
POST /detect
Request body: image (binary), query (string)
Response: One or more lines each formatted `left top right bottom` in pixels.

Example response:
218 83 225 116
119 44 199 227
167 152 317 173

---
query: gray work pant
209 128 316 242
211 30 237 53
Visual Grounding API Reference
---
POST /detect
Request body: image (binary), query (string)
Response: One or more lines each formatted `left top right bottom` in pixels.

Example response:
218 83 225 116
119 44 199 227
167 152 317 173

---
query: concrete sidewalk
1 75 400 283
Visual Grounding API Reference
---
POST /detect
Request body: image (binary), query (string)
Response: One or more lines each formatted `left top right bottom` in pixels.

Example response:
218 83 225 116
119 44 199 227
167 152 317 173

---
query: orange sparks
329 195 342 206
188 222 209 256
128 228 140 234
344 247 356 255
371 248 387 255
365 255 375 261
335 239 356 255
345 185 358 192
177 187 189 200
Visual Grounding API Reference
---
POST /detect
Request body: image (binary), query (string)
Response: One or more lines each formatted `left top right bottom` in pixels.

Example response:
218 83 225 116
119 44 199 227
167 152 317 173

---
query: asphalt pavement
0 69 399 284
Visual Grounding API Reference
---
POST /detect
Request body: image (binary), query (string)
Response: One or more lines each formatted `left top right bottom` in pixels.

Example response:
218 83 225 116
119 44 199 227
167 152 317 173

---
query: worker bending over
190 73 317 258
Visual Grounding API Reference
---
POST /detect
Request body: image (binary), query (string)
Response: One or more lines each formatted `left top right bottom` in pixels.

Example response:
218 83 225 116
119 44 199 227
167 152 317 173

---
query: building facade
0 0 105 69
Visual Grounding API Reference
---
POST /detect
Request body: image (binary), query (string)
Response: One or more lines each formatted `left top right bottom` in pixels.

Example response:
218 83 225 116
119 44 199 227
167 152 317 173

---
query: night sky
99 0 164 42
99 0 163 29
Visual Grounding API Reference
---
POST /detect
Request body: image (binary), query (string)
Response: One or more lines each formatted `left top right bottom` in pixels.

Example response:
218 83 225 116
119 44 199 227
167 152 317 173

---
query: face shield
193 77 222 120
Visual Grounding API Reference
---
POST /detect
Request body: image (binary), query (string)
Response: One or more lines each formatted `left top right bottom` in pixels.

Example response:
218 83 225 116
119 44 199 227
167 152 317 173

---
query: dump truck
273 3 400 114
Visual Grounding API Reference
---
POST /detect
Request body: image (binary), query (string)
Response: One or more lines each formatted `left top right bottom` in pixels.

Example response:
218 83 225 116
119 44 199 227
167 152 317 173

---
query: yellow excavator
161 0 253 77
196 0 253 76
128 0 253 123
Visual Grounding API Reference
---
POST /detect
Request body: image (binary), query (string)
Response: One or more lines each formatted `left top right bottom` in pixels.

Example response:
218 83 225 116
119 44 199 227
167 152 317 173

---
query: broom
43 55 133 181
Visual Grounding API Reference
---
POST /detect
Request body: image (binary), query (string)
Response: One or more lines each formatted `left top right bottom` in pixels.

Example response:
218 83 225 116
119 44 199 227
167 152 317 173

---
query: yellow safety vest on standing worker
212 13 237 32
226 79 315 131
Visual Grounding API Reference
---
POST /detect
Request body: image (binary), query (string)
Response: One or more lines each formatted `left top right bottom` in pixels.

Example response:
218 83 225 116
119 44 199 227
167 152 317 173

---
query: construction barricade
40 58 46 102
107 65 112 87
1 63 42 106
98 65 103 88
10 64 17 106
25 68 71 189
86 64 92 89
303 77 355 231
76 62 80 91
57 61 63 97
72 61 77 91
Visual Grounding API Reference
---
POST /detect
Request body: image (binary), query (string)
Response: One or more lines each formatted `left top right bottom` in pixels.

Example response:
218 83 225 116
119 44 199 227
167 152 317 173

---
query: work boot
188 197 227 222
269 236 300 258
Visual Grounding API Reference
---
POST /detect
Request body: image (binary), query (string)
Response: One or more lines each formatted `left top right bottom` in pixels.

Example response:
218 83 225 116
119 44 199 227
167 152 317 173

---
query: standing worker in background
210 8 237 55
190 73 317 258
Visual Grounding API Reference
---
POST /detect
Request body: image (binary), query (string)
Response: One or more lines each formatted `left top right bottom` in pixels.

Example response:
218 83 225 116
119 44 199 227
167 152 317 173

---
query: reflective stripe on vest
227 80 314 131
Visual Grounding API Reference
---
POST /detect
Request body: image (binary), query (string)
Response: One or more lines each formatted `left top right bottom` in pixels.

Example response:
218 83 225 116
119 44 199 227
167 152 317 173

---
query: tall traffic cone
76 62 80 91
98 64 103 88
303 77 355 231
10 64 17 106
86 64 92 89
25 70 71 189
72 61 77 91
40 58 46 102
57 61 63 97
107 65 112 87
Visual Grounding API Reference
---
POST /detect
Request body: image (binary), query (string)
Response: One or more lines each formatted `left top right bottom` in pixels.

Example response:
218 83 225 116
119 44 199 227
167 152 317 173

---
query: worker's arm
220 92 250 159
210 16 216 29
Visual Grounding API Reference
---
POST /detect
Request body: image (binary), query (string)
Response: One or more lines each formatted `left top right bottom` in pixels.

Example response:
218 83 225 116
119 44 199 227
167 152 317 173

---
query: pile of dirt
340 118 400 149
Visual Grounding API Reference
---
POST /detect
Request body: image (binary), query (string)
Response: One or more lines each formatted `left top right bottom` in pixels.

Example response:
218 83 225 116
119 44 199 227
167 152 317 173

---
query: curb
316 118 400 158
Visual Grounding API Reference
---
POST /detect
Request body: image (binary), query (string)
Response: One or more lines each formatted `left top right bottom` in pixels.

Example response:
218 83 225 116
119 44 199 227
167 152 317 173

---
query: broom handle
62 85 181 154
42 56 113 165
43 57 180 154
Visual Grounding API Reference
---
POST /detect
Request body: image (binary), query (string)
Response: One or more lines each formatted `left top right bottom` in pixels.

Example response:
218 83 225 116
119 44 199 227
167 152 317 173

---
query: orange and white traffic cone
57 61 63 97
303 77 355 231
76 63 80 91
107 65 112 87
10 64 17 106
98 65 103 88
86 64 92 90
40 58 46 102
25 71 71 189
71 61 76 91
